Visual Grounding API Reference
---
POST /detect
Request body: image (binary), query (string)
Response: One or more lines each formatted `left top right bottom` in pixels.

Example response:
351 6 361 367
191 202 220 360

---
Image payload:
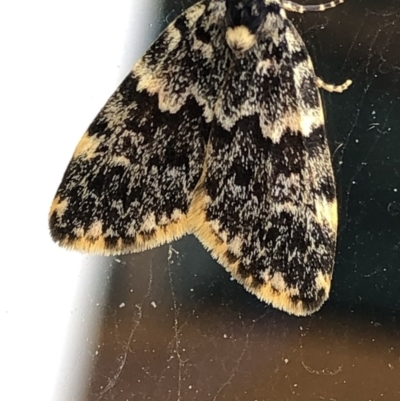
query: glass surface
62 1 400 399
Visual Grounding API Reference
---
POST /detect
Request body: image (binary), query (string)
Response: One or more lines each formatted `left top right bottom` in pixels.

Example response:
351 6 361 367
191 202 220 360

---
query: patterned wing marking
50 1 227 254
189 12 337 315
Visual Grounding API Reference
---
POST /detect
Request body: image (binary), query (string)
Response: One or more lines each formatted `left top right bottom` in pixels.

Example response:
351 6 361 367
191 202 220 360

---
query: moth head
225 0 281 53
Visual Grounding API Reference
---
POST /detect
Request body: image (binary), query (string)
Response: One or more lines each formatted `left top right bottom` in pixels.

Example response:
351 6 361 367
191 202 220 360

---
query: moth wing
189 23 337 316
49 1 217 255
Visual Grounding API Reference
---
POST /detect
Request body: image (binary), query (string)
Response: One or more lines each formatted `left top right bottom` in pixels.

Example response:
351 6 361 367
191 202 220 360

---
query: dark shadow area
82 1 400 400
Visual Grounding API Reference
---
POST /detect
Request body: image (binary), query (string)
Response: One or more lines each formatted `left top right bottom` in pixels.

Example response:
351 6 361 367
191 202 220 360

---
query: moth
50 0 351 316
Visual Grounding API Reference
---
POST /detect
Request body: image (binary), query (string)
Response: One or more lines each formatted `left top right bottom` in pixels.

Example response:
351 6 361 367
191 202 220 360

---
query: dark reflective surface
83 1 400 399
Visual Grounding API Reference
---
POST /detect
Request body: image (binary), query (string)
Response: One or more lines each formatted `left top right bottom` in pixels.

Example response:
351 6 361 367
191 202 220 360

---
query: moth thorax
225 0 280 53
225 26 256 53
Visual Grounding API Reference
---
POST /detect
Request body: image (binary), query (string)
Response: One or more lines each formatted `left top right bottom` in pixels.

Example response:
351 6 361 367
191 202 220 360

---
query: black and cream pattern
50 0 351 316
